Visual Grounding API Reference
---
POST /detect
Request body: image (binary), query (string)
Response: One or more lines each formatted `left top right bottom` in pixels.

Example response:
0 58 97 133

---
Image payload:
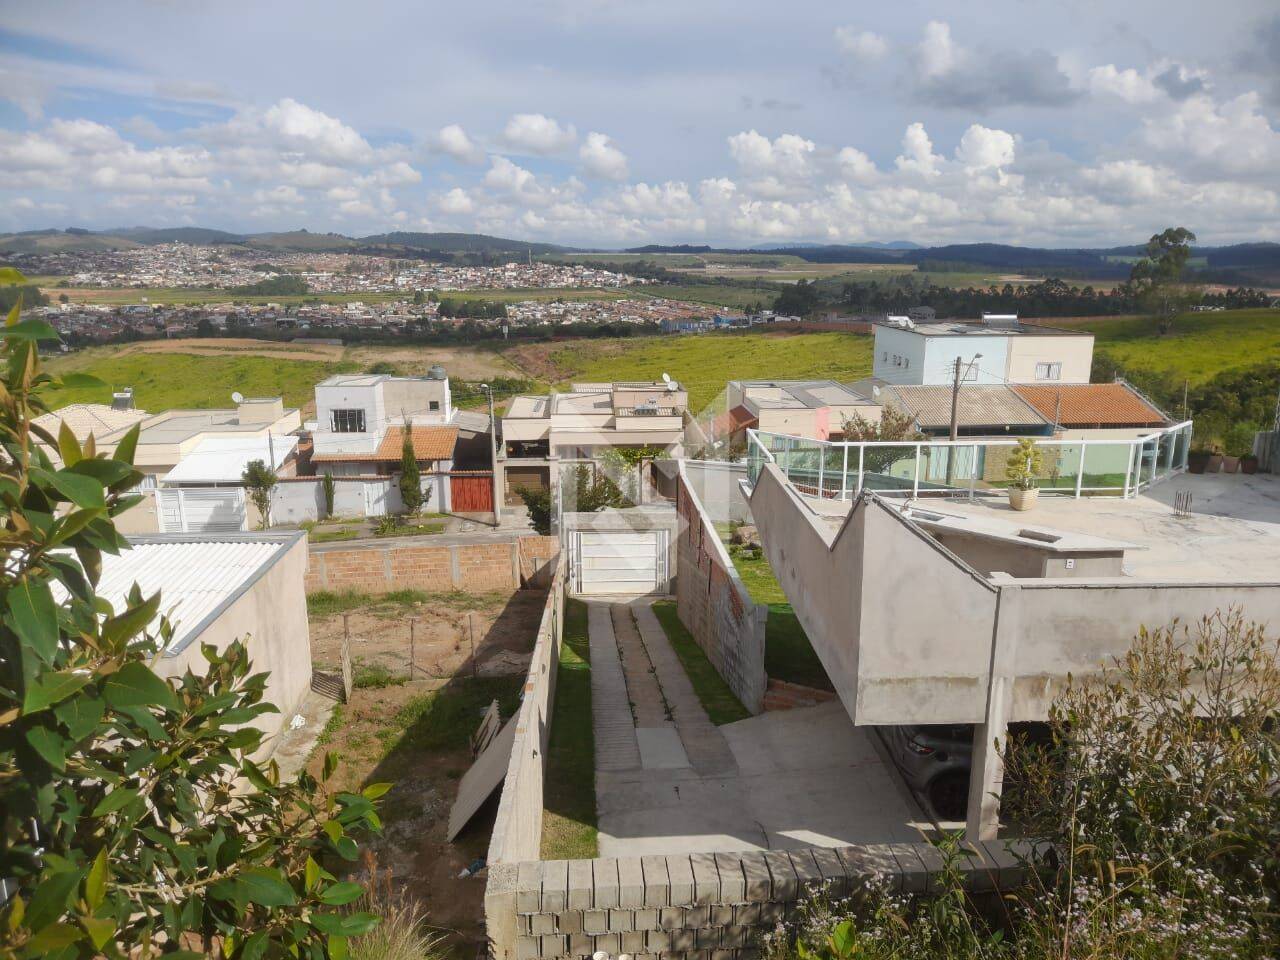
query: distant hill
363 231 571 254
0 230 141 253
242 230 357 251
110 226 245 245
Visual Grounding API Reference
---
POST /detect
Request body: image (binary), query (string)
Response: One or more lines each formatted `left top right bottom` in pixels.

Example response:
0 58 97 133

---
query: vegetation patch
541 599 598 859
376 676 523 762
651 600 751 725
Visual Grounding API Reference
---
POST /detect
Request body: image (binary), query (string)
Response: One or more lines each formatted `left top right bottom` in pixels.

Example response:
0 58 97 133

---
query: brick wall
305 535 559 594
762 678 837 712
486 841 1041 960
674 463 767 714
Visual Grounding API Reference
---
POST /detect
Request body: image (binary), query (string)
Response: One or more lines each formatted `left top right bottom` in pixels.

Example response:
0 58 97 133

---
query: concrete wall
304 535 559 594
487 553 567 866
681 460 751 525
674 463 767 715
485 841 1038 960
158 534 311 758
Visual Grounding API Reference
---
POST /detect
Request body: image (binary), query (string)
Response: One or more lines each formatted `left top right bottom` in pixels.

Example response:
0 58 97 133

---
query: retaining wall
486 841 1039 960
305 535 559 594
674 462 767 714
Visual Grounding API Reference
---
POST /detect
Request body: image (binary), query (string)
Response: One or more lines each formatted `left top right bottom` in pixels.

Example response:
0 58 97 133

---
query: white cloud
579 132 629 180
435 123 483 163
484 154 541 198
834 27 887 63
837 147 877 183
916 21 959 80
438 187 474 215
727 130 814 178
1088 65 1159 104
1141 92 1280 177
502 113 577 154
955 125 1015 170
260 98 373 164
894 122 941 176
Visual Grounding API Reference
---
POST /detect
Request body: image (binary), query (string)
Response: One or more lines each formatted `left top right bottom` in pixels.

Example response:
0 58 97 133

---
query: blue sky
1 0 1278 247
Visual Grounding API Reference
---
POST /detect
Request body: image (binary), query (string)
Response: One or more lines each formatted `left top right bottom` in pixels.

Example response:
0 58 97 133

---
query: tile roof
1011 383 1169 427
373 425 458 462
855 381 1048 430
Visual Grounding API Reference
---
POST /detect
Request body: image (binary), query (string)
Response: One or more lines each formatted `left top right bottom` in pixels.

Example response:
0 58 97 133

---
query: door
157 487 247 533
451 473 495 512
571 530 667 595
363 480 392 517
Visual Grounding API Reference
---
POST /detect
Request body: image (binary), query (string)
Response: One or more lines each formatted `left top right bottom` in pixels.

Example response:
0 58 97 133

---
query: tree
412 289 425 305
0 276 384 958
321 471 335 519
1130 226 1200 334
196 316 216 338
242 458 278 529
398 426 422 515
516 486 552 535
841 406 926 480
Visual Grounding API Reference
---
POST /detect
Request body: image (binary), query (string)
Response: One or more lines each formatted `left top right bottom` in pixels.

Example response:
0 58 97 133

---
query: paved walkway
587 597 930 857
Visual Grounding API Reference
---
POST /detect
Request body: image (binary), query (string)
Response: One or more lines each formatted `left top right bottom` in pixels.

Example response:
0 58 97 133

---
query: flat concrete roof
928 473 1280 581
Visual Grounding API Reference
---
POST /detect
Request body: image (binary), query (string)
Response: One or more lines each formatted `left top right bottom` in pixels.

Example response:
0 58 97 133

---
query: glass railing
745 420 1193 500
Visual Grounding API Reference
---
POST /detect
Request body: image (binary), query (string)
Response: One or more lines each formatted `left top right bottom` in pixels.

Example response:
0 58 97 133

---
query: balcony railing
745 421 1193 501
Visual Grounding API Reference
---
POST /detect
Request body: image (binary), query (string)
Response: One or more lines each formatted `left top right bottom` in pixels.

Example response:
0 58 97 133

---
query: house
159 434 300 532
32 395 150 466
871 315 1095 386
307 370 469 510
75 530 312 758
724 380 881 443
499 381 687 504
1010 382 1173 438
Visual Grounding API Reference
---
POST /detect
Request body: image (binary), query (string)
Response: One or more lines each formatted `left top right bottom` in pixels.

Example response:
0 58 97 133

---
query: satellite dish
231 391 245 404
661 372 676 391
871 385 882 399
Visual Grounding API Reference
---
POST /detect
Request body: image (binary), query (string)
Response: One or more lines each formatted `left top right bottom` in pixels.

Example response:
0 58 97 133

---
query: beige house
724 380 881 443
500 381 687 504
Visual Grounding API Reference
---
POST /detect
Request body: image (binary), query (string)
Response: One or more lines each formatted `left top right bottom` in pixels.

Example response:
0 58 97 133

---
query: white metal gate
157 487 247 534
363 480 394 517
571 530 667 595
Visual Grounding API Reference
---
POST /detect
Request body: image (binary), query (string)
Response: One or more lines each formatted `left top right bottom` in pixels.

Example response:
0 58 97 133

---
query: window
1035 362 1062 381
429 400 440 411
331 408 366 433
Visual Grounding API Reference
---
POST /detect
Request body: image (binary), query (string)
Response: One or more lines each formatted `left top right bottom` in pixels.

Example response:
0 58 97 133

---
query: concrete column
966 577 1020 842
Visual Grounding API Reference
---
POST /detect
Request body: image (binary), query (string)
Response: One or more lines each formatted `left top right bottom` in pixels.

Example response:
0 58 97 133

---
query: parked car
886 724 973 820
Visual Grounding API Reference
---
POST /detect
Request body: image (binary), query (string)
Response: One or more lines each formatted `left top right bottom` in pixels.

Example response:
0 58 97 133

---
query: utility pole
947 353 982 487
481 384 503 526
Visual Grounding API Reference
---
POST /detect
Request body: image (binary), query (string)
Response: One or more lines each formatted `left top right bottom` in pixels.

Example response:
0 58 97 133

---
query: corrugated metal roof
62 538 291 654
1012 383 1168 427
880 384 1049 430
163 435 298 483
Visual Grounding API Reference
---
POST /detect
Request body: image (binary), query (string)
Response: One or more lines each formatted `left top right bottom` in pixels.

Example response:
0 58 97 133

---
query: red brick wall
304 535 559 594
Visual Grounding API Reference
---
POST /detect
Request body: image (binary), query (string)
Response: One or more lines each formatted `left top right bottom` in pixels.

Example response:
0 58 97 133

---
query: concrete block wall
304 535 559 594
486 841 1041 960
674 464 767 714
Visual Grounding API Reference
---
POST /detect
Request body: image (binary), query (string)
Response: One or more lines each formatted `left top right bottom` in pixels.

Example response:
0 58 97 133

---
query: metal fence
746 421 1193 500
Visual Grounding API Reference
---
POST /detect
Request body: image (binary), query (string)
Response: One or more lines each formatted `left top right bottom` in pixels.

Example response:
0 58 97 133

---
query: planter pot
1187 451 1210 474
1242 456 1259 475
1222 455 1240 474
1205 454 1224 473
1008 487 1039 511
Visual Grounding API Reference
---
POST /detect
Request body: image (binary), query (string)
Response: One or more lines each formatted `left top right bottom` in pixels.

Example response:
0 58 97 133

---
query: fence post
1075 441 1087 499
857 445 865 496
1123 443 1134 498
340 613 353 702
817 445 825 499
409 617 417 680
840 444 849 501
913 444 921 498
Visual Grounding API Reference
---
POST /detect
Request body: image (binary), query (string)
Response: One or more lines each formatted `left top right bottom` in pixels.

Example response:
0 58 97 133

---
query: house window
429 400 440 411
1035 362 1062 381
331 408 366 433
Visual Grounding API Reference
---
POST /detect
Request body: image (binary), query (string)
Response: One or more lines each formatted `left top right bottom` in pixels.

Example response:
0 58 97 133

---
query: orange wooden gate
450 472 494 512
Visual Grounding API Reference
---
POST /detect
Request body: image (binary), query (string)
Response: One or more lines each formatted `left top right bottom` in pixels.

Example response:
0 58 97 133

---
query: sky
1 0 1278 249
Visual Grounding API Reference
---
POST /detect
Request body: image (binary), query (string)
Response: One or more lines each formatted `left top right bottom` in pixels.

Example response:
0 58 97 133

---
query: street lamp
479 383 502 525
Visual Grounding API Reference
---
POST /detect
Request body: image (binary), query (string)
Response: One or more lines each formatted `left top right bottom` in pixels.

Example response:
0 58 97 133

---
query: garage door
571 530 668 595
157 487 247 534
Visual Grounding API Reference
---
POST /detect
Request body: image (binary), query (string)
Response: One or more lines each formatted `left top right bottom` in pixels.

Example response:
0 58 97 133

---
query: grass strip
650 600 750 725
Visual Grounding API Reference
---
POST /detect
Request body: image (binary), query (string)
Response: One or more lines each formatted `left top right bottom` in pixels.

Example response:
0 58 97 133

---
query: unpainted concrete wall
304 536 559 594
485 841 1038 960
675 465 767 715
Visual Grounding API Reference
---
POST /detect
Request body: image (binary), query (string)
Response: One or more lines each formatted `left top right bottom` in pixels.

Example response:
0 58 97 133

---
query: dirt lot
111 337 346 362
342 343 521 381
305 588 548 953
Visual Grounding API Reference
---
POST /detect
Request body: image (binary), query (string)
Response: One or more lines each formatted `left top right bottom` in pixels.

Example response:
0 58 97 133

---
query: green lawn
540 330 872 411
41 350 349 410
374 676 523 771
726 543 834 692
651 601 751 725
1082 308 1280 386
541 599 597 859
639 283 779 310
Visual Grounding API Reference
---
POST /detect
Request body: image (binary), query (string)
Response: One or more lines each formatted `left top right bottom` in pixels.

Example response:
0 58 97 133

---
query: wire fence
746 421 1193 500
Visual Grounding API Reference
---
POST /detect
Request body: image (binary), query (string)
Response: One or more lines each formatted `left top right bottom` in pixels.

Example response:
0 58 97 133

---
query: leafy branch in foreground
0 273 382 959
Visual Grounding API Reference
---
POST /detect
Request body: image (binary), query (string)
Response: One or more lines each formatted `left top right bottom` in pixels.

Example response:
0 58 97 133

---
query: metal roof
162 434 298 483
852 380 1049 430
60 533 302 655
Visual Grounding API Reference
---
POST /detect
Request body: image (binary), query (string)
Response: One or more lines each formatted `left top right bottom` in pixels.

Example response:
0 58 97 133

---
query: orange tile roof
1011 383 1167 427
373 425 458 462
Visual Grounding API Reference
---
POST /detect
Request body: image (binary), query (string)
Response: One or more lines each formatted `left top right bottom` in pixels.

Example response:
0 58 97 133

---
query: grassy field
508 330 873 410
541 599 597 860
639 283 779 310
1081 308 1280 385
726 543 833 692
651 601 750 725
41 348 348 410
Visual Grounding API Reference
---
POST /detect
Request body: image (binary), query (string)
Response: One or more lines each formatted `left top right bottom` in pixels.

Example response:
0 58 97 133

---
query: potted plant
1205 448 1224 472
1225 422 1256 475
1187 446 1211 474
1005 437 1043 511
